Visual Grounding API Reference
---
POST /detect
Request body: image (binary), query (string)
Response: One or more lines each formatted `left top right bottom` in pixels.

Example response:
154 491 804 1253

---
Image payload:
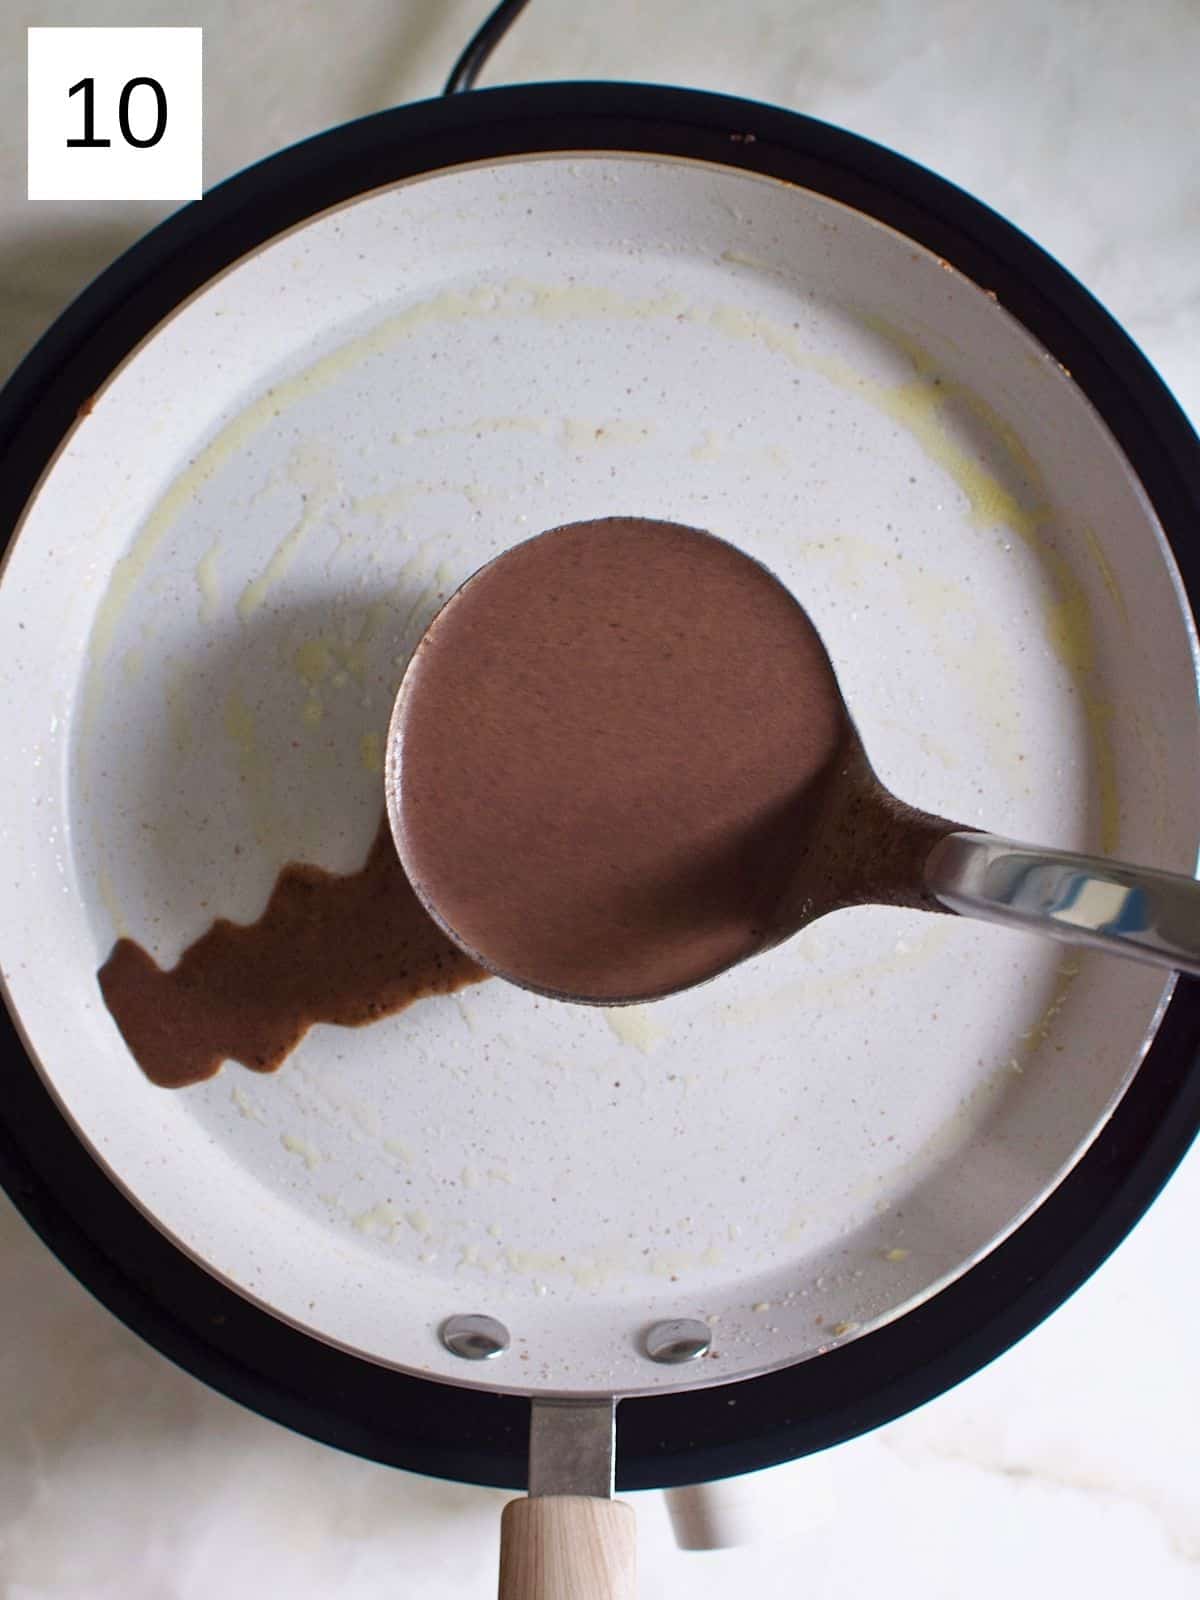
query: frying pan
2 61 1200 1600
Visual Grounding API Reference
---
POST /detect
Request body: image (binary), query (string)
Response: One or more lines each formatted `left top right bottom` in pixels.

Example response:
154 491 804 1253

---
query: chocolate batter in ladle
389 516 1200 1003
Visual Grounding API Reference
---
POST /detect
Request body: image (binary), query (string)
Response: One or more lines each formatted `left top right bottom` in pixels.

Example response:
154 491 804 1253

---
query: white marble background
1 2 1198 1594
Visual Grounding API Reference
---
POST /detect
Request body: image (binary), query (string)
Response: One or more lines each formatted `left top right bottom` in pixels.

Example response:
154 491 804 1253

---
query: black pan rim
1 80 1198 1492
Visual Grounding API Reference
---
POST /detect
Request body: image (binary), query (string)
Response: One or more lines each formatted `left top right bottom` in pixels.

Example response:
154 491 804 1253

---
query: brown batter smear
98 815 486 1089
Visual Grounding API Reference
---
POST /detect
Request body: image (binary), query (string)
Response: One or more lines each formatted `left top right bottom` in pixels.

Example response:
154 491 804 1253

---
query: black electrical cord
443 0 533 94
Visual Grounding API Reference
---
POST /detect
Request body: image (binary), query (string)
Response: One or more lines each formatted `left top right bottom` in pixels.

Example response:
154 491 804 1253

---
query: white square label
28 27 202 202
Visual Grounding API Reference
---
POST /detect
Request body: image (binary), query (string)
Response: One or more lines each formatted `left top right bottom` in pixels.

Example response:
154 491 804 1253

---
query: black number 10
67 76 168 150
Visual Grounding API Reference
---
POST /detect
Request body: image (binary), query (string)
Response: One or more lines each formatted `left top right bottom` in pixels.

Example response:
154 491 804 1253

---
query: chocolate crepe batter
392 517 955 1003
101 514 954 1085
98 816 485 1088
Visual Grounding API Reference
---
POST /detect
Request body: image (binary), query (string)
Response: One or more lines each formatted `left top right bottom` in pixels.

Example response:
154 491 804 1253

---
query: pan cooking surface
1 154 1195 1395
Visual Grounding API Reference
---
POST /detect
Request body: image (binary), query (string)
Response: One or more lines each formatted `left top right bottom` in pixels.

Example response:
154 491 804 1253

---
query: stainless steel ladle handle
924 832 1200 977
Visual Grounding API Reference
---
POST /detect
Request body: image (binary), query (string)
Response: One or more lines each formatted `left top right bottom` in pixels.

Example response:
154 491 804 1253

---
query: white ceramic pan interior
1 155 1197 1397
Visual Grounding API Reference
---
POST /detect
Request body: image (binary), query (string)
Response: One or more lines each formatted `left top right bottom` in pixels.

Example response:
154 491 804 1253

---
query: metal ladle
386 517 1200 1001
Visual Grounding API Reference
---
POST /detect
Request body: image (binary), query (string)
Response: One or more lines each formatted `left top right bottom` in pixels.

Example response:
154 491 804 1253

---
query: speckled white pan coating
1 156 1196 1397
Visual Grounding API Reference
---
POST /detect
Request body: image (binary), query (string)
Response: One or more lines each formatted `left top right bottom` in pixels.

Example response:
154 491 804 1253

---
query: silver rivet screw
440 1313 510 1360
644 1318 712 1363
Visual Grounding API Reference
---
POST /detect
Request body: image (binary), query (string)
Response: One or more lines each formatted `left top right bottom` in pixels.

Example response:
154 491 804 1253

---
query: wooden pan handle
498 1496 637 1600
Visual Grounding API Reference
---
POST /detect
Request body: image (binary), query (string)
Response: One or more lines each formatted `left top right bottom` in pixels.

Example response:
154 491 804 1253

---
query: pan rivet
440 1313 510 1360
644 1318 712 1363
